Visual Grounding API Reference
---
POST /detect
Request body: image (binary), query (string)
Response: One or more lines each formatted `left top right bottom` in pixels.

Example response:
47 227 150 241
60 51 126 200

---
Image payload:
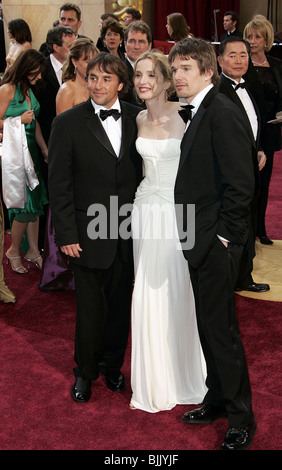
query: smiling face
87 65 123 108
218 41 249 82
171 55 213 103
134 58 169 102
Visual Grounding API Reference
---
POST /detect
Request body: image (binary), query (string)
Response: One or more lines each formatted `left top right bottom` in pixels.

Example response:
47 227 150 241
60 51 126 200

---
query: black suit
34 56 60 249
175 86 255 427
36 55 60 146
219 74 261 287
220 29 243 42
48 98 142 380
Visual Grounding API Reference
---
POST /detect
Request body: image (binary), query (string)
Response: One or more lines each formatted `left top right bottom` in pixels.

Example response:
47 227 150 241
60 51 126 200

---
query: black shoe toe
105 370 126 392
71 376 92 403
221 420 257 450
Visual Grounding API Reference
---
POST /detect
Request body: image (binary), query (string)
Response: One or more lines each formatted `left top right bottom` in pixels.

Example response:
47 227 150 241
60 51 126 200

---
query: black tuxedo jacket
218 74 261 190
175 86 255 268
220 29 243 42
36 56 60 144
48 98 142 270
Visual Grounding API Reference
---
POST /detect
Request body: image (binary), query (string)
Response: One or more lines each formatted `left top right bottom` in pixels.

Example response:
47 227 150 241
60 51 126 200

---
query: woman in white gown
130 51 207 413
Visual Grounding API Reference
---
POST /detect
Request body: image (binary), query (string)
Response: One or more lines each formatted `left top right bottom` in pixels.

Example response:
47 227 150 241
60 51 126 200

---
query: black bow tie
234 82 246 91
178 105 194 123
100 109 121 121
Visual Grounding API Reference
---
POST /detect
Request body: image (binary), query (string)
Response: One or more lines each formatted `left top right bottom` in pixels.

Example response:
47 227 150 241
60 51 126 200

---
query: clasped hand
21 110 34 124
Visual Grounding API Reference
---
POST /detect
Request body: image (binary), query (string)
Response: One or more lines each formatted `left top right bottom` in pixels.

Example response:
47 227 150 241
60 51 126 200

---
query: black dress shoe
105 370 126 392
182 403 227 424
221 420 257 450
71 376 92 403
237 282 270 293
259 236 273 245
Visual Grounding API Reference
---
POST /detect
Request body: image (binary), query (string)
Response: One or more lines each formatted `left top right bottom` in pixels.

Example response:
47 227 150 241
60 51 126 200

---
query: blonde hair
134 49 175 97
243 14 274 52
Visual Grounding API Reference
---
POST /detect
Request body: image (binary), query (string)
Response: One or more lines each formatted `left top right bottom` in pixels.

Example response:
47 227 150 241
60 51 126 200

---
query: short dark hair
86 51 129 96
224 11 239 23
124 20 152 44
60 3 81 21
101 17 124 40
46 25 74 53
8 18 32 44
125 8 141 21
218 36 250 56
169 38 220 86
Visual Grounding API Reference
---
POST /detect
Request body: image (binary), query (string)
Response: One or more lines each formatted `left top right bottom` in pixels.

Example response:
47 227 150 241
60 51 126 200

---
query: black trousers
189 237 254 428
72 245 133 381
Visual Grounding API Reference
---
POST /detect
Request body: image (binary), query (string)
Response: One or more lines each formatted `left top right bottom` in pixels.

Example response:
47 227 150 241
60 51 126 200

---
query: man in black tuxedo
220 11 243 42
169 38 256 450
123 21 152 106
218 36 269 293
48 52 142 403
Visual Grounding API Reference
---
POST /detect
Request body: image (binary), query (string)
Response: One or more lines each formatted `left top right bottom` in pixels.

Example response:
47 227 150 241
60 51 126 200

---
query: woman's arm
0 83 34 129
0 84 15 130
56 83 74 115
35 119 48 163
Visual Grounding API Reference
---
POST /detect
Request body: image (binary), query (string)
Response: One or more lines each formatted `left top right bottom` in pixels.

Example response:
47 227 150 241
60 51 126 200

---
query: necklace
252 56 267 66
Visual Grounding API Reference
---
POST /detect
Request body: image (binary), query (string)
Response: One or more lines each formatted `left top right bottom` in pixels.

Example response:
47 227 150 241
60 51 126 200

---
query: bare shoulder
0 83 15 99
136 109 148 123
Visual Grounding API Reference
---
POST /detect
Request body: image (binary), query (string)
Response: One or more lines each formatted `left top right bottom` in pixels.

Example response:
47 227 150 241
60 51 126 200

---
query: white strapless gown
130 138 207 413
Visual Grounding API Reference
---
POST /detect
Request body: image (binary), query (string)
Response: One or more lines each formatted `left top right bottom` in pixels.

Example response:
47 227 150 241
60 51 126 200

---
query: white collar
50 53 63 73
222 72 245 87
91 97 121 115
189 84 214 115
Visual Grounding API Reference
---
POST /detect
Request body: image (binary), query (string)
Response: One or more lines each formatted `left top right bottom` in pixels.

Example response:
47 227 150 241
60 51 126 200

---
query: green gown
4 84 48 250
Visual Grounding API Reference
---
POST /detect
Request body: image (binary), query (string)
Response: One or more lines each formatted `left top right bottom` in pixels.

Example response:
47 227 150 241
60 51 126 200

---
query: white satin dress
130 137 207 413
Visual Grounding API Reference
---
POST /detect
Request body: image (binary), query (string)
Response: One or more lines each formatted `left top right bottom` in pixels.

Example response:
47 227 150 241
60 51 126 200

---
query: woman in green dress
0 49 48 273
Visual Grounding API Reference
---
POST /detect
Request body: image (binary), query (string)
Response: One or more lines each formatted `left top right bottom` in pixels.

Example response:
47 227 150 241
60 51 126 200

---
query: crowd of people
0 3 282 451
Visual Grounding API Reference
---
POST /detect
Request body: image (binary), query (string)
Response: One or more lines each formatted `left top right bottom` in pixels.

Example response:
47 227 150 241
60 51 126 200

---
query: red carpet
0 151 282 452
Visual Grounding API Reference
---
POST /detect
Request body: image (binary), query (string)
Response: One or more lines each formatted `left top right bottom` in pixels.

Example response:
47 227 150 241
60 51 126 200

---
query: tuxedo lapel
179 87 217 173
83 99 117 158
220 75 259 148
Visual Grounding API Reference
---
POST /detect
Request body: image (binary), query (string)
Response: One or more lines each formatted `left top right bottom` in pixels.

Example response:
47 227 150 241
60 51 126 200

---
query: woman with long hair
56 38 98 114
0 49 48 273
166 12 193 43
5 18 32 71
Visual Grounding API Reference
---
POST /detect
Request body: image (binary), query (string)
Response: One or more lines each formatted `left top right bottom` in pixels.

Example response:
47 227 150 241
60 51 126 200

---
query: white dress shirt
50 53 63 85
222 73 258 141
91 98 122 157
